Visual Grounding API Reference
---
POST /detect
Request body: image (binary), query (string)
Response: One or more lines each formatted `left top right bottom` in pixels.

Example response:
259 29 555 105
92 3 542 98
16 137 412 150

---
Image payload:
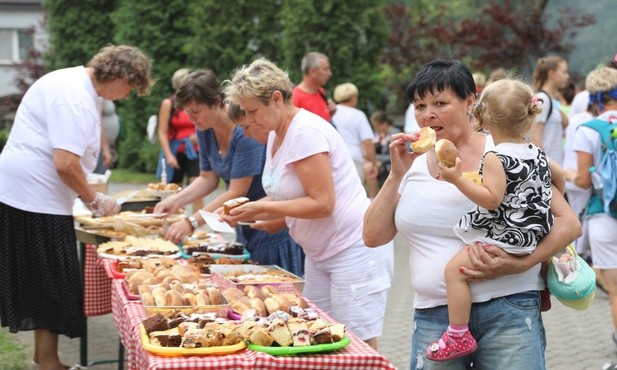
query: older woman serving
223 58 393 349
0 44 153 370
363 59 580 369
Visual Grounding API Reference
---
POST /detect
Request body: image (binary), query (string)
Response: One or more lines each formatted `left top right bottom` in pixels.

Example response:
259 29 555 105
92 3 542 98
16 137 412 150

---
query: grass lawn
0 329 28 370
109 168 158 184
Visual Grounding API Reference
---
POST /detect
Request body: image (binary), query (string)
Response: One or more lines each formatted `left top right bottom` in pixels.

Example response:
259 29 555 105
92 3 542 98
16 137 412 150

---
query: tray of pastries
139 281 229 317
221 284 309 319
240 309 349 355
210 265 304 294
140 312 246 356
97 236 181 260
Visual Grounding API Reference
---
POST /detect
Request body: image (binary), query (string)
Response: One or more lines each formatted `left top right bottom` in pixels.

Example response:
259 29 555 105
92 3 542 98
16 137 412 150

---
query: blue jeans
410 291 546 370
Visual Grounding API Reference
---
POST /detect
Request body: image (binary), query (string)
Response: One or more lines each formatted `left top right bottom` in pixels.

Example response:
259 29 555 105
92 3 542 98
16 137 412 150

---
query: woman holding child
363 59 580 369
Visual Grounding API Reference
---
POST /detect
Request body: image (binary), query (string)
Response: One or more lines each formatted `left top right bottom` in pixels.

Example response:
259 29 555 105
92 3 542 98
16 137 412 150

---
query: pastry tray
210 265 304 294
139 284 229 317
247 336 350 355
139 324 246 356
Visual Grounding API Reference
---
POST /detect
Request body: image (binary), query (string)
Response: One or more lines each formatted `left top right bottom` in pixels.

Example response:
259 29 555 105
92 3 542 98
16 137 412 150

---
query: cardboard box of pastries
210 265 304 295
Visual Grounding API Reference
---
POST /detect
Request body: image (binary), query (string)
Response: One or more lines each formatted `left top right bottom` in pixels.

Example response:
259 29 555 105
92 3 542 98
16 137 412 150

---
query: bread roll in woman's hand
410 127 436 154
435 139 459 168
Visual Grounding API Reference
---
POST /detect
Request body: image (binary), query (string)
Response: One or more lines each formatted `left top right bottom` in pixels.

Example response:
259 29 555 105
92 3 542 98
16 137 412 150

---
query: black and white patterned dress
453 143 553 254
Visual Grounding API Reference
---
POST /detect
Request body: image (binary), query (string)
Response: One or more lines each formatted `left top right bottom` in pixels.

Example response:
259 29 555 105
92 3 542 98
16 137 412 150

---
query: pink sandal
426 330 477 362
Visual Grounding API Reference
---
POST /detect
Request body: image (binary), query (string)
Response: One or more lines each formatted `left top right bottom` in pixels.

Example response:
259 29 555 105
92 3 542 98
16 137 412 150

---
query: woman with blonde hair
223 58 393 349
331 82 378 198
531 55 570 165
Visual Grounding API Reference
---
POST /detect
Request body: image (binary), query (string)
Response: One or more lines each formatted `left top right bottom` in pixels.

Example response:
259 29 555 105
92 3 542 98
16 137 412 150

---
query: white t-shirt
0 66 100 215
395 135 543 309
262 109 370 262
563 111 594 214
571 110 617 267
331 105 374 164
569 90 590 118
534 91 564 165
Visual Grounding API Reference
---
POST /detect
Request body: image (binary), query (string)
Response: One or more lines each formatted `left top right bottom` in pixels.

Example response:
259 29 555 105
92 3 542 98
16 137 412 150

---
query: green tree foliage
112 0 195 172
44 0 117 70
187 0 284 80
281 0 388 113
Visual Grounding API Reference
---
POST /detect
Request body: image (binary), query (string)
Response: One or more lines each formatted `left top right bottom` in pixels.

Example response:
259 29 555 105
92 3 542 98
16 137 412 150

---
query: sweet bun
165 290 184 306
264 297 281 315
231 296 251 314
206 287 225 305
244 286 267 301
195 292 211 306
141 291 155 306
223 197 249 215
410 127 436 154
182 292 197 306
222 287 245 303
434 139 459 168
249 297 267 317
261 285 280 298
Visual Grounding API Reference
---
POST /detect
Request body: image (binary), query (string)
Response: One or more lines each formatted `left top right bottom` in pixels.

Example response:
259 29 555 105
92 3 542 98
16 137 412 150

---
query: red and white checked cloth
110 280 396 370
83 243 112 316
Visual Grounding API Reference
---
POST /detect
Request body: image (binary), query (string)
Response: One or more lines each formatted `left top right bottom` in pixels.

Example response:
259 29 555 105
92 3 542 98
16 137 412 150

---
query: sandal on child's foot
426 330 477 362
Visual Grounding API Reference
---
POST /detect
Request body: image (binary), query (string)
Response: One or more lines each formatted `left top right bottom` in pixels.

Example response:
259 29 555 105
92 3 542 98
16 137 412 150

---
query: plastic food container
138 283 229 317
210 265 304 294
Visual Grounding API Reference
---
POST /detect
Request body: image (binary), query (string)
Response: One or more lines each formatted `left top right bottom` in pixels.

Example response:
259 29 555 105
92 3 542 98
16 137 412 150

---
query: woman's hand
388 133 420 178
438 157 462 183
163 218 192 244
223 201 264 224
460 242 524 282
165 154 180 169
154 196 180 215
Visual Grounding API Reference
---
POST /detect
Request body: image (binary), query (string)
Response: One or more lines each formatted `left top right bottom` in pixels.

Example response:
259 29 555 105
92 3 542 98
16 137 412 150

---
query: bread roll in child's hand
410 127 436 154
435 139 459 168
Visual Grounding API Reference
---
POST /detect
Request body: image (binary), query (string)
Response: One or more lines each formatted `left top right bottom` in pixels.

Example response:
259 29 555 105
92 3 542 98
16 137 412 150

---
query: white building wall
0 6 47 96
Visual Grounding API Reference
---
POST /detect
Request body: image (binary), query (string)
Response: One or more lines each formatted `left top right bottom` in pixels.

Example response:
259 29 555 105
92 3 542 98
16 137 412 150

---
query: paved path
5 182 616 369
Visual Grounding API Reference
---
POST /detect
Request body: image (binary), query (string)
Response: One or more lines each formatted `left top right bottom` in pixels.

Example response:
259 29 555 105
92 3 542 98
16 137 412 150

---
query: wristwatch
187 215 200 231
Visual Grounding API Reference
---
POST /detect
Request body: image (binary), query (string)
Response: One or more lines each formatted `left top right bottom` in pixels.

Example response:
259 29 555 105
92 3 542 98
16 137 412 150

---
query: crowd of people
1 41 617 369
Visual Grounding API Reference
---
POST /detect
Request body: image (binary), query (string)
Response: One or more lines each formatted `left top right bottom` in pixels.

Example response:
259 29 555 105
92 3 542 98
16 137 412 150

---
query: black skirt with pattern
0 202 85 338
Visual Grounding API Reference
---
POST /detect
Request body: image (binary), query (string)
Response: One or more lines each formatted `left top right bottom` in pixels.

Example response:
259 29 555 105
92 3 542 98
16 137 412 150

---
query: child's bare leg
445 246 476 326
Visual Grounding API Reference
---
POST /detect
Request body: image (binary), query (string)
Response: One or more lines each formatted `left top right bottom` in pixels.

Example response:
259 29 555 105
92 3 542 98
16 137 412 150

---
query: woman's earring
467 111 472 118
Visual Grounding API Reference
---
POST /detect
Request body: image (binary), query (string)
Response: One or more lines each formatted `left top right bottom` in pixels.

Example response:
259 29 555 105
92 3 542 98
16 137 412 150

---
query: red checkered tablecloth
110 279 396 370
83 243 113 316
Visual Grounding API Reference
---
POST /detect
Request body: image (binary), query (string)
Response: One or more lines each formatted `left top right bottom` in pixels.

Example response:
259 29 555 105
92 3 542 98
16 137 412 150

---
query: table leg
118 339 125 370
79 241 88 367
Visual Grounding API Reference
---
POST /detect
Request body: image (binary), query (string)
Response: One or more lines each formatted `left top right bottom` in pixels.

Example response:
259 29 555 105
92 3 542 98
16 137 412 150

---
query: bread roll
223 197 249 215
182 292 197 306
410 127 436 153
263 297 281 315
244 286 267 301
153 291 167 307
249 297 267 317
261 285 279 298
231 296 251 314
222 287 245 303
435 139 459 168
141 291 155 306
195 292 211 306
127 271 154 294
165 290 183 306
272 294 291 313
207 287 225 305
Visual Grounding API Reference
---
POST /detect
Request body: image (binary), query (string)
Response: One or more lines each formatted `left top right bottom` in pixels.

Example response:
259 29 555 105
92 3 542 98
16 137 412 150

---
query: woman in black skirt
0 45 153 370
